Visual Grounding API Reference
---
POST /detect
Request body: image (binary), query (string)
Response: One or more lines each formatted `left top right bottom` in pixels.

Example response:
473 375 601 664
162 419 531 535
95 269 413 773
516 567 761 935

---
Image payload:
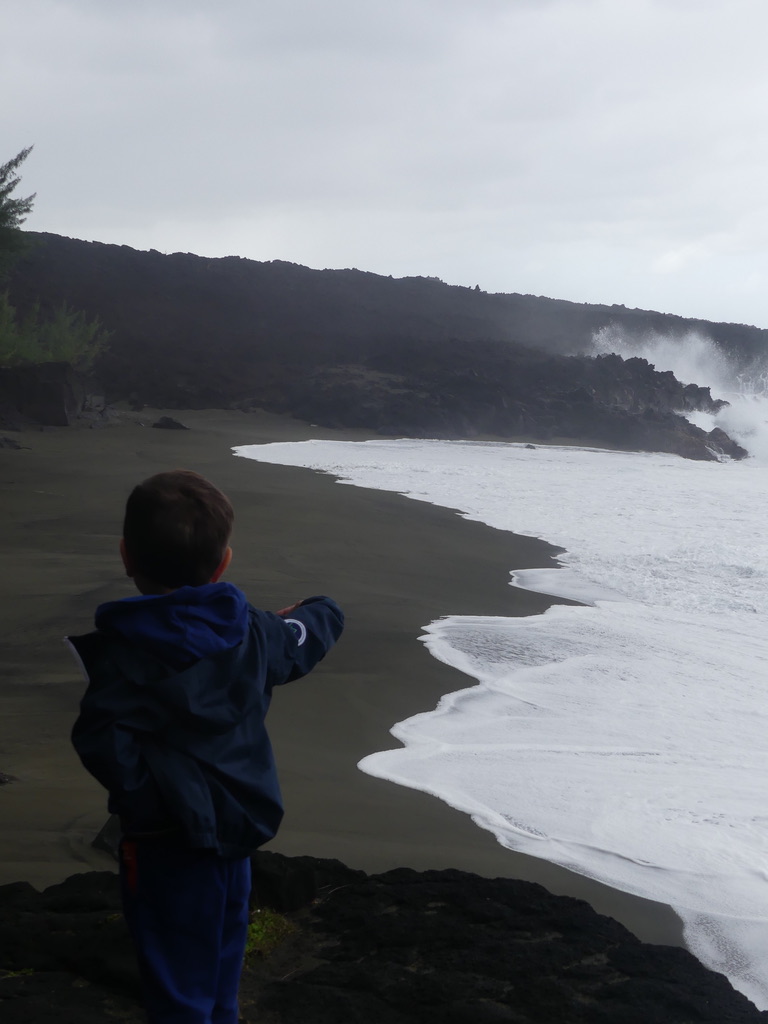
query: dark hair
123 470 234 588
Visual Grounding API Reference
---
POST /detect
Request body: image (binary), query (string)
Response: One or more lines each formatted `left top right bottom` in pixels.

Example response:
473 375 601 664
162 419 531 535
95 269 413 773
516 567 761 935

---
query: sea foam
235 434 768 1008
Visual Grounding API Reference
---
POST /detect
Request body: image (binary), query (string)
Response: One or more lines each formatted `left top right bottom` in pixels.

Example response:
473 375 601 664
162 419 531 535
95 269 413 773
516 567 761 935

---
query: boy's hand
275 601 303 617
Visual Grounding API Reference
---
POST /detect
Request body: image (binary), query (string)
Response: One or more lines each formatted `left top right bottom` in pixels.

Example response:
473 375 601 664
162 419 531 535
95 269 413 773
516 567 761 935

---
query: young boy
68 470 344 1024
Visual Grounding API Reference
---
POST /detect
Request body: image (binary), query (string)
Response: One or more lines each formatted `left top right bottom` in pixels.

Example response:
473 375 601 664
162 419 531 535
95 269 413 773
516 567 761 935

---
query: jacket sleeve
267 595 344 686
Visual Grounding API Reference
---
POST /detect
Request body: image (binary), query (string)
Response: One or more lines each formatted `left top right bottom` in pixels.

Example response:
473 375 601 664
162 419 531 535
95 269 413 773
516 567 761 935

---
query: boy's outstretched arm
269 594 344 684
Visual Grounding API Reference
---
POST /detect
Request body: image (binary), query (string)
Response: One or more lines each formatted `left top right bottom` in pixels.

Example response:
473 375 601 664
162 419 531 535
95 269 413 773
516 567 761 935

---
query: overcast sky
4 0 768 327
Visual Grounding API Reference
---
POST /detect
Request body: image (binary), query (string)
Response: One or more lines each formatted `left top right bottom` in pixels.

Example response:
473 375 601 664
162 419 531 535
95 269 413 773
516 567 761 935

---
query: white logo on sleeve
285 618 307 646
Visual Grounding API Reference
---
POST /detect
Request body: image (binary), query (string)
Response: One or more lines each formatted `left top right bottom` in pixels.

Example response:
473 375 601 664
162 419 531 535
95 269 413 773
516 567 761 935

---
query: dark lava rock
250 861 768 1024
151 415 189 430
2 855 765 1024
0 362 82 428
0 872 141 1024
706 426 748 460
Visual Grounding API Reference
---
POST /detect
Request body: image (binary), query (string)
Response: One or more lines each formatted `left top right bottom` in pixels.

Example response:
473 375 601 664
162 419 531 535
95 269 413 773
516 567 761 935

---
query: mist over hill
6 231 764 460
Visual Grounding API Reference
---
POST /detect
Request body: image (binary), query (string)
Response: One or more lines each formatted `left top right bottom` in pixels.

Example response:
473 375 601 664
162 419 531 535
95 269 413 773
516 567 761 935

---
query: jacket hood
94 582 249 667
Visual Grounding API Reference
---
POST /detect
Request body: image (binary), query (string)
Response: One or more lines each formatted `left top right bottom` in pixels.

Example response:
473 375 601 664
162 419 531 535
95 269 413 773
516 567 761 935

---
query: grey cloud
4 0 768 324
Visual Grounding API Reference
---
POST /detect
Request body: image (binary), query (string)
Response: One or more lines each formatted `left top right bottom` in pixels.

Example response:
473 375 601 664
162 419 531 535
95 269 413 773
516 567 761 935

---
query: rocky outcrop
0 349 744 461
0 854 765 1023
0 365 119 431
0 362 82 428
265 349 746 461
151 415 189 430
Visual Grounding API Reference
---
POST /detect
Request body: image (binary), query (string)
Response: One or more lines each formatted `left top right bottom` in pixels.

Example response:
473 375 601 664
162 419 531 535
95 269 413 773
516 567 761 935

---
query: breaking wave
591 325 768 461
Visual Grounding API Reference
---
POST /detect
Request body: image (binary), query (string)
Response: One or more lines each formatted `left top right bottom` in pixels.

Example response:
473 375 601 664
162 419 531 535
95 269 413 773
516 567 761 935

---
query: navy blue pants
119 839 251 1024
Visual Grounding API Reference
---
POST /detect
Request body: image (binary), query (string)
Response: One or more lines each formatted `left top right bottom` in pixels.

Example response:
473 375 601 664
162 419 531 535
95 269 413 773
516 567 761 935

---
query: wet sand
0 408 682 946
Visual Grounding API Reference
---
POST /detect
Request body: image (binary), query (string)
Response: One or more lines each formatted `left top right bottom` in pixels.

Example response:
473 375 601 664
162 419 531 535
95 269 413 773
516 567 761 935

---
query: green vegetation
0 292 110 369
0 147 111 370
245 907 297 958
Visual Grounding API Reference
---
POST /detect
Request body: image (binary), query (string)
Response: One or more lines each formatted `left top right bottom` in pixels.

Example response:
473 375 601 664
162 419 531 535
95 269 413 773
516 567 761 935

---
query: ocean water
234 334 768 1008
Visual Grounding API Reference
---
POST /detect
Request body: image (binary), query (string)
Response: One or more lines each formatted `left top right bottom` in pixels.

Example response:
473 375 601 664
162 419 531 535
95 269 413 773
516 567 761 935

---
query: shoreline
0 408 682 948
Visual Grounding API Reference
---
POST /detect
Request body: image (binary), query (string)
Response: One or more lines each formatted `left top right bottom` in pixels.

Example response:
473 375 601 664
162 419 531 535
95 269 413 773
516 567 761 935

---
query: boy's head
121 470 234 592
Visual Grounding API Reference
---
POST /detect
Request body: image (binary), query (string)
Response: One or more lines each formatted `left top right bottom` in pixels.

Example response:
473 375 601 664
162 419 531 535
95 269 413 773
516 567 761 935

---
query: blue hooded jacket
69 583 344 857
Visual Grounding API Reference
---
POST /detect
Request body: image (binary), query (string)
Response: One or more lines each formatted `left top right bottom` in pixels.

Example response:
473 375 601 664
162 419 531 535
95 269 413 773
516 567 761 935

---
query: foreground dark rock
1 853 764 1024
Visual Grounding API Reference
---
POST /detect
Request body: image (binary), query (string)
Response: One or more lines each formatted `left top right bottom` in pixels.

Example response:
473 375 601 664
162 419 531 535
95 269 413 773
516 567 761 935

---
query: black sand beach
0 408 682 947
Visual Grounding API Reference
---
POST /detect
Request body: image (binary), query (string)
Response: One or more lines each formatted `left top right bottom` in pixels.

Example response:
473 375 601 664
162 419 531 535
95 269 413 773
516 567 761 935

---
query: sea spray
591 325 768 460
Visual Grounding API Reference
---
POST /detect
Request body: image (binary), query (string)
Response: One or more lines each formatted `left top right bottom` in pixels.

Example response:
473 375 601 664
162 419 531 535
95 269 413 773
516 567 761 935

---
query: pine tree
0 146 35 278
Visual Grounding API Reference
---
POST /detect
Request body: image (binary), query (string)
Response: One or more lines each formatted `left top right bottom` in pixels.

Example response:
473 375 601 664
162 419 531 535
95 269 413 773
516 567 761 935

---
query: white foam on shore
510 567 627 603
234 437 768 1007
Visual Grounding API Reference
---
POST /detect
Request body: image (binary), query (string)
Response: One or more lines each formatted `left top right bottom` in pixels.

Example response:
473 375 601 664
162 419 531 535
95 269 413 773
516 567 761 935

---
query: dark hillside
10 233 768 366
4 232 758 459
